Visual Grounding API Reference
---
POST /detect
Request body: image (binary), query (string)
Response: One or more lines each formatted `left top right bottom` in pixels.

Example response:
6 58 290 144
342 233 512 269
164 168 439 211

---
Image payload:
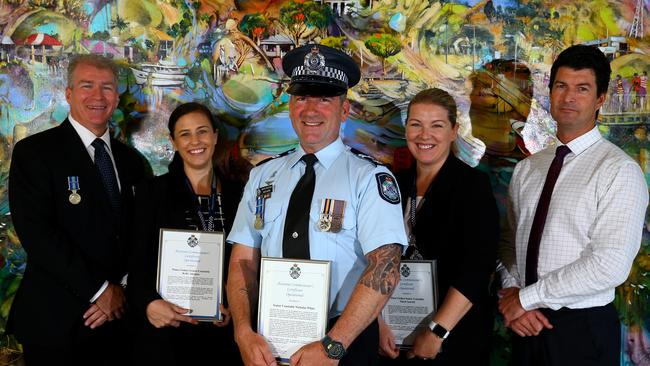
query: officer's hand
498 287 526 326
235 328 277 366
509 310 552 337
95 283 125 321
146 299 198 328
378 316 399 359
406 329 442 361
290 341 338 366
83 303 108 329
213 304 232 327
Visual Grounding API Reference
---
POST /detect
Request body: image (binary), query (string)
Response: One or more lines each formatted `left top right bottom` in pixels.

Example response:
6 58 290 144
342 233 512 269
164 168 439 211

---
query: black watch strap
321 335 346 360
428 321 450 339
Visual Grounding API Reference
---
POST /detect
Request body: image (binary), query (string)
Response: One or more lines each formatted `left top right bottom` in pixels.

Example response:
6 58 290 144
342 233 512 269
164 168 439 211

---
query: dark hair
549 45 611 97
68 54 119 86
407 88 457 126
168 102 218 138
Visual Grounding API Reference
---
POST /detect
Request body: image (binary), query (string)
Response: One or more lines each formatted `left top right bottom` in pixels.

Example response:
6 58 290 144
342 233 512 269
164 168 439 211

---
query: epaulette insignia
256 148 296 167
350 148 385 167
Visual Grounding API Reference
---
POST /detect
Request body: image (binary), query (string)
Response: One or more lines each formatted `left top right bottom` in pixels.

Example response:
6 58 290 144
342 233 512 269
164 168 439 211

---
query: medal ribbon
68 176 80 191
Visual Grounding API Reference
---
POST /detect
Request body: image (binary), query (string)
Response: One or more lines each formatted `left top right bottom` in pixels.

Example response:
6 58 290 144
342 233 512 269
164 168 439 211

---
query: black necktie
283 154 318 259
92 138 121 213
525 145 571 286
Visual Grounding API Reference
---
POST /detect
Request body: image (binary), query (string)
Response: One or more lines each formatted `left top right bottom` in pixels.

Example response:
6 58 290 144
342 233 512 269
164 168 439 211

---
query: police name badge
258 258 331 365
67 176 81 205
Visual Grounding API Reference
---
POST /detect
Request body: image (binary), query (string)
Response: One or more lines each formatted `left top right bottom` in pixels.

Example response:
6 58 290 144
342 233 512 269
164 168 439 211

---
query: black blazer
126 158 244 365
396 153 499 364
127 159 243 322
8 119 146 347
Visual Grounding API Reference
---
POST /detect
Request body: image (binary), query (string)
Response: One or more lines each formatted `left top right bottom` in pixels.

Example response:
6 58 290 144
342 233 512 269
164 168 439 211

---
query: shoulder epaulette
256 148 296 167
350 148 387 167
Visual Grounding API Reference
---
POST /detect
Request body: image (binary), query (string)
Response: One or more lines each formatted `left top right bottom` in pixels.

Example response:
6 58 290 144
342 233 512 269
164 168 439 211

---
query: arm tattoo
360 244 401 295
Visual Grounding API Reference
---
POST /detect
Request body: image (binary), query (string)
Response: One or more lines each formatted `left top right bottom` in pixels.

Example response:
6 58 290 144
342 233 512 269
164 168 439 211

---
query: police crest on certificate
257 258 331 365
156 228 225 321
381 260 438 348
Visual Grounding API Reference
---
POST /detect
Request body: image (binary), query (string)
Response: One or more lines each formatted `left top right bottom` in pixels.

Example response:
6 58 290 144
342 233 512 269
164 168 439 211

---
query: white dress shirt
68 115 122 302
68 115 121 190
500 126 648 310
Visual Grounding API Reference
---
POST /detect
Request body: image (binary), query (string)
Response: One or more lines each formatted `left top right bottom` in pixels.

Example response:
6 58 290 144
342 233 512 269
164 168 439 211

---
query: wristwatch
321 335 346 359
428 321 450 340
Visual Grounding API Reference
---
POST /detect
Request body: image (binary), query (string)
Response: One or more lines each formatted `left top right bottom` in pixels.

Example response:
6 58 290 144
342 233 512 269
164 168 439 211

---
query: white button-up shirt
499 126 648 310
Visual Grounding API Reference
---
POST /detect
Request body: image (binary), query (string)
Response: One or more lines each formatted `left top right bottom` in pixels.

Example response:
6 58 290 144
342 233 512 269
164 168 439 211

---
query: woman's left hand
406 329 443 361
213 304 231 327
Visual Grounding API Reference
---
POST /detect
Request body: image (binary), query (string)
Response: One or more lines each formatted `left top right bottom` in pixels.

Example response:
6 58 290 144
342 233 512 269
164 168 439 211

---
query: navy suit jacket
8 119 146 347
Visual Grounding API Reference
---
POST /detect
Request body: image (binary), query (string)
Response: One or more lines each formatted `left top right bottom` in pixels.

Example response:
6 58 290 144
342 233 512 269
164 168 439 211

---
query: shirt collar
290 138 346 170
68 115 112 152
561 126 601 156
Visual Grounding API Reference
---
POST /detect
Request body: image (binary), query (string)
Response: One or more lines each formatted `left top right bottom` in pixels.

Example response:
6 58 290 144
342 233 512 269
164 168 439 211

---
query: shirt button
292 232 298 239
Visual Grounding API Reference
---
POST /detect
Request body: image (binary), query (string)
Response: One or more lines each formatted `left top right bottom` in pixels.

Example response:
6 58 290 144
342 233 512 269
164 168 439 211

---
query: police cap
282 44 361 97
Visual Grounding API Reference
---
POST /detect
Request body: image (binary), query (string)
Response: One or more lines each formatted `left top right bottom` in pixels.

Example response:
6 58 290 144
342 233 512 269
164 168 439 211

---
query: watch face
327 342 345 359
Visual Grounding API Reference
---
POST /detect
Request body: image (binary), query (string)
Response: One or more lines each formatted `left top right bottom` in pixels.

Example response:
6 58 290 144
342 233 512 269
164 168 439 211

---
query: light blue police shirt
227 138 408 318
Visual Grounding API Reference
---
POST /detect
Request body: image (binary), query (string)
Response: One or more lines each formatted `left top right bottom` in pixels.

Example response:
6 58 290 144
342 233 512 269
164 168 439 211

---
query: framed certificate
156 228 225 321
381 260 438 349
257 257 331 365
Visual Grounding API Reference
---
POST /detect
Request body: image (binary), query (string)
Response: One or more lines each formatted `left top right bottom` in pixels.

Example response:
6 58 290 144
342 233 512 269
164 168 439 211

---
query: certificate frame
381 259 438 349
156 228 225 322
257 257 331 365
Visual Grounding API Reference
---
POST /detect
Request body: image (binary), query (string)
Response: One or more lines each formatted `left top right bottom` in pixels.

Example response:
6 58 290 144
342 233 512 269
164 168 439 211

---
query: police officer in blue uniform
227 44 408 366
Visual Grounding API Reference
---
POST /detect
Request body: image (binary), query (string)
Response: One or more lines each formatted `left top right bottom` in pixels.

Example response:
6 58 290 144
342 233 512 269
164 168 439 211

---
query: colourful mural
1 0 650 364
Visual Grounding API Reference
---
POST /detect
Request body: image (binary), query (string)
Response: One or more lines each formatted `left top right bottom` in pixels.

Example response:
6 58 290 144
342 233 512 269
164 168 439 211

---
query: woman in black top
379 88 499 365
128 102 244 365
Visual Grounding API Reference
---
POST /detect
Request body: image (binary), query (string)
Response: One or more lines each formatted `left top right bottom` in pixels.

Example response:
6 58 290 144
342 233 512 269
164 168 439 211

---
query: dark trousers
329 317 379 366
22 320 129 366
511 303 620 366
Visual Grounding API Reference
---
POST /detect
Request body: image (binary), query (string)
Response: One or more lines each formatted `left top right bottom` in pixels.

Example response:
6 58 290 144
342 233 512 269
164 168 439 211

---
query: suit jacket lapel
59 119 113 216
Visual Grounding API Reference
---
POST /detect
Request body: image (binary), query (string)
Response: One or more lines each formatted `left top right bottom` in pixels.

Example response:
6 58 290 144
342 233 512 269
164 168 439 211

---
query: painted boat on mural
130 61 188 87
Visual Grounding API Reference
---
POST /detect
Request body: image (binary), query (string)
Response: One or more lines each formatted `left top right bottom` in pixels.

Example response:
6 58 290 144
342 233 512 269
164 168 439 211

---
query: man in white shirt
8 54 147 365
498 45 648 365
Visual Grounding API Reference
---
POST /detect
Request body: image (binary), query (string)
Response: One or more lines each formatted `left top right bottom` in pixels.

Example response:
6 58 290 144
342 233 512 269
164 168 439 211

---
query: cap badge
304 46 325 74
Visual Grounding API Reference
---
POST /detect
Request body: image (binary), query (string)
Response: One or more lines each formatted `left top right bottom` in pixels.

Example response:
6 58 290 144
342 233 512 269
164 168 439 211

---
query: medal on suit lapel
67 176 81 204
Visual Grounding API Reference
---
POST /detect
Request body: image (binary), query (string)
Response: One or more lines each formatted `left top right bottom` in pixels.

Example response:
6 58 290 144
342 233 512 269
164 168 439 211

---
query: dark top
388 153 499 365
127 157 243 365
7 119 146 348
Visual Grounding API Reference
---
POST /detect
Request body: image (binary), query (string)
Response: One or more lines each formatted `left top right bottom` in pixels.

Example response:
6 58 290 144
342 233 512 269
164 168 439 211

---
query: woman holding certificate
128 102 245 365
378 88 499 364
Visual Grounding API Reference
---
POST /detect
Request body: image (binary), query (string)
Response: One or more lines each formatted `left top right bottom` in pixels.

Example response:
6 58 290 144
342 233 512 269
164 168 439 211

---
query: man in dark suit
8 54 147 365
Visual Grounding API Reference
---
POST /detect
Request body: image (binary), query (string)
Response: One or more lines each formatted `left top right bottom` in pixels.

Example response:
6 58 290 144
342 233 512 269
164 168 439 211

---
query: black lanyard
405 177 428 260
408 178 418 245
185 173 219 232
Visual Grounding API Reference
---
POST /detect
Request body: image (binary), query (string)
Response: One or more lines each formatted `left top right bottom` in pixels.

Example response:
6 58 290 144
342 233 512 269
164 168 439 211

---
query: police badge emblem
375 173 400 204
304 46 325 74
187 234 199 248
400 264 411 278
290 263 301 279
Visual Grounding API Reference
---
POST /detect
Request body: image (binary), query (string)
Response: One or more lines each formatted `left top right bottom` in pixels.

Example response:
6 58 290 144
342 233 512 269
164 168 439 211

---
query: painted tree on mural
239 12 270 45
365 33 402 77
276 0 334 46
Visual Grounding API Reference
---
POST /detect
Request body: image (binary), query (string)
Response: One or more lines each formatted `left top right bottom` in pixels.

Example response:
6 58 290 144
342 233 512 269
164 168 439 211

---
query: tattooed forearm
360 244 401 295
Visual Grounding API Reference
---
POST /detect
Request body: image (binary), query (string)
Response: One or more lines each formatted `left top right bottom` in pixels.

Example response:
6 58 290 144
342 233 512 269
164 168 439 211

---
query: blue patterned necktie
92 138 121 213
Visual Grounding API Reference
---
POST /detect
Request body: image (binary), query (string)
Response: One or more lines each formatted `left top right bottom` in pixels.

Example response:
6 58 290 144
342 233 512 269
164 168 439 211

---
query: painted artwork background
0 0 650 364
